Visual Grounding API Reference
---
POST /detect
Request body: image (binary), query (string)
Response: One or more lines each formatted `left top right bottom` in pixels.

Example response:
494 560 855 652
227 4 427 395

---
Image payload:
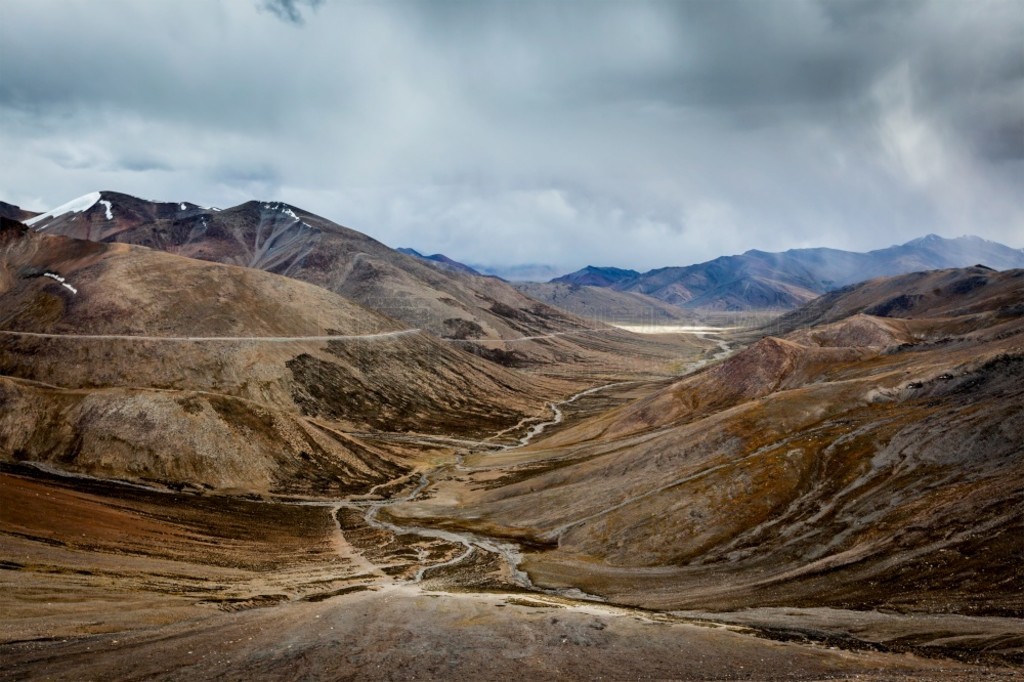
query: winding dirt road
0 329 421 342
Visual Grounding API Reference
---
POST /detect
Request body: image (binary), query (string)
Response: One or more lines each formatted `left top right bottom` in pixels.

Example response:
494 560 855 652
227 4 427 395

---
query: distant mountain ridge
15 193 1022 314
470 263 567 282
395 251 569 283
554 265 640 288
7 191 692 374
13 191 592 365
552 235 1024 310
396 247 483 276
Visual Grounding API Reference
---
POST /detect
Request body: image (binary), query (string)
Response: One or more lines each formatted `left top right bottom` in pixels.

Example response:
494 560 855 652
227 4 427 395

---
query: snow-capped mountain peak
24 191 102 228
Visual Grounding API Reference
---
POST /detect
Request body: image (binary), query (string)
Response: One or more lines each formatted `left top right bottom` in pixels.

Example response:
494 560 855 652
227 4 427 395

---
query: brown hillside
27 193 695 374
0 224 567 494
388 267 1024 616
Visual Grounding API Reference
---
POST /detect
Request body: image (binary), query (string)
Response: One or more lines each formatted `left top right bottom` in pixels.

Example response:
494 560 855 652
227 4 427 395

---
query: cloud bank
1 0 1021 272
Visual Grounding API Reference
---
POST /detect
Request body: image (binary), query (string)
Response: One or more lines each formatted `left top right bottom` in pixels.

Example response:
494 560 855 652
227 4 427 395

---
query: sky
1 0 1022 274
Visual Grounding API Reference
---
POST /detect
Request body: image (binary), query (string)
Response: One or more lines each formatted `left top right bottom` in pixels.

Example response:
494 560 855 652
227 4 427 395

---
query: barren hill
20 192 693 374
0 219 567 494
773 265 1024 331
389 267 1024 619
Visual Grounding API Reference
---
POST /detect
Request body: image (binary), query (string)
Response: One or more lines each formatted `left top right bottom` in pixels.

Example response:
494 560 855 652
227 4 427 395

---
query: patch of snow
99 199 113 220
43 271 77 293
25 191 102 228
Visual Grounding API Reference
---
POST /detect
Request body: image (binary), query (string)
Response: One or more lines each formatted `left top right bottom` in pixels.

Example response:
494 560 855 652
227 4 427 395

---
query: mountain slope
555 236 1024 310
396 248 483 276
771 265 1024 332
23 191 693 374
513 281 696 325
552 265 640 288
389 267 1024 617
0 218 567 494
0 201 39 223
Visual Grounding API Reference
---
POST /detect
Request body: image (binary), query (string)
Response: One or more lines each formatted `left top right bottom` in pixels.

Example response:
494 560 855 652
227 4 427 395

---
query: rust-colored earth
2 219 1022 679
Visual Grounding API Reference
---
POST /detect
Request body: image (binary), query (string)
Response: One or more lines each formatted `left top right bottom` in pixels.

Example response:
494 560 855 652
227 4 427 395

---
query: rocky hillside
772 265 1024 332
16 192 692 373
0 219 567 494
390 267 1024 617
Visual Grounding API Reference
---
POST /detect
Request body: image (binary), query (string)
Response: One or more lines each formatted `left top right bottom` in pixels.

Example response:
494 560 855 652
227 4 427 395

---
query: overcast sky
1 0 1021 272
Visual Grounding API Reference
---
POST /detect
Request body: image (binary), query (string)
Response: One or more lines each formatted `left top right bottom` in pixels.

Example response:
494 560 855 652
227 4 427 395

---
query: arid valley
1 192 1022 681
3 1 1024 679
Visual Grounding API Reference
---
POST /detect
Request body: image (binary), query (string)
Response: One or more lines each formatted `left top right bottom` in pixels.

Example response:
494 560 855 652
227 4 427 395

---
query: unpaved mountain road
0 324 692 345
0 328 422 342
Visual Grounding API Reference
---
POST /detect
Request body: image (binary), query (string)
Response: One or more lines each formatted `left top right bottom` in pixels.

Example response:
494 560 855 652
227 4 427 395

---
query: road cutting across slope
0 329 421 342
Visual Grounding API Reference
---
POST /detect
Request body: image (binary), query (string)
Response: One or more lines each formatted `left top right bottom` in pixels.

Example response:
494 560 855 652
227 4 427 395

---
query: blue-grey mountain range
549 235 1024 310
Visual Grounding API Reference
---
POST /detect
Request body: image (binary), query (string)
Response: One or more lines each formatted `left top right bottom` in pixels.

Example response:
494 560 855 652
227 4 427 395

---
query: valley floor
2 367 1021 680
2 468 1020 681
2 320 1022 680
5 581 1018 681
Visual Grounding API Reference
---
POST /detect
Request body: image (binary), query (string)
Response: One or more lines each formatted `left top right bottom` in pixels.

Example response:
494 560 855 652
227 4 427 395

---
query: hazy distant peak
471 263 567 282
397 247 482 276
582 265 640 276
904 233 1003 247
554 233 1024 310
551 265 640 287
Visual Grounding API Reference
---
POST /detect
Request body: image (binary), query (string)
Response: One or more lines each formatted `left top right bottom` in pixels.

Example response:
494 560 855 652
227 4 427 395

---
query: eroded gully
323 333 736 597
327 382 634 598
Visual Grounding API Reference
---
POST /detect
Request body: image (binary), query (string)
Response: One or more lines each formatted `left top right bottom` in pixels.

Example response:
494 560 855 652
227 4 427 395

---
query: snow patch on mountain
99 200 113 220
42 272 77 294
25 191 102 228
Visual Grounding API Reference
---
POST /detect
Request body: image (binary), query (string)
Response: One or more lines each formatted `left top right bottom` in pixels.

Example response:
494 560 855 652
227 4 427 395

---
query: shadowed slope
773 266 1024 332
0 201 39 223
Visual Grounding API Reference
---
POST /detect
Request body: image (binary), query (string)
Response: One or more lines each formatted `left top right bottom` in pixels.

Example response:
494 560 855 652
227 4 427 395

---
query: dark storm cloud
0 0 1021 271
260 0 324 25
